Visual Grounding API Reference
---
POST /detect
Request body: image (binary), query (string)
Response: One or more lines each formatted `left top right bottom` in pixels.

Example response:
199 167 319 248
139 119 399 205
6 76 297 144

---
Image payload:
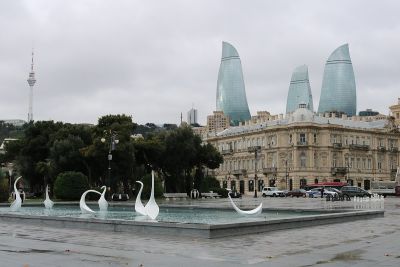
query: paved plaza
0 197 399 267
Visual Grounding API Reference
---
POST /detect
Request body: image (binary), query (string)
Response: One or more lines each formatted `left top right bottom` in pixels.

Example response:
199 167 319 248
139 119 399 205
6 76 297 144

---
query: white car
307 188 338 198
261 187 286 197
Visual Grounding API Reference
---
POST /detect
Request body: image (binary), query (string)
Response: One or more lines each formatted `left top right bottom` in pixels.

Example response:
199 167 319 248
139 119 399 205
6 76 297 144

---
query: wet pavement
0 197 399 267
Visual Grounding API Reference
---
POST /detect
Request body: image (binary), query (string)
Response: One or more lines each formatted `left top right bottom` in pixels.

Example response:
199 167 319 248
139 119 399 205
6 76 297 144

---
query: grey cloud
0 0 399 125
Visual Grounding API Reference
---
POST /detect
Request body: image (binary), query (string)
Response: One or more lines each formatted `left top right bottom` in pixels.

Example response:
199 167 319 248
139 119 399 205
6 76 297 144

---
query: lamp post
248 146 261 198
101 130 119 198
347 161 350 185
285 159 289 190
6 163 13 193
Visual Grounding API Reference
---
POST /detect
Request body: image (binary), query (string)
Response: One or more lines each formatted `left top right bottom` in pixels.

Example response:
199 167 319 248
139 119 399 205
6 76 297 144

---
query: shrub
199 175 221 193
139 173 164 199
209 187 228 198
54 171 89 200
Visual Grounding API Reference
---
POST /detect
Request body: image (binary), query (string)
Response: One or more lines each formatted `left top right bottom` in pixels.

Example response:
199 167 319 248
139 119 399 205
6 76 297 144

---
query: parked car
324 187 344 198
286 189 307 197
306 188 338 198
340 186 372 198
227 189 242 198
261 187 286 197
111 193 129 201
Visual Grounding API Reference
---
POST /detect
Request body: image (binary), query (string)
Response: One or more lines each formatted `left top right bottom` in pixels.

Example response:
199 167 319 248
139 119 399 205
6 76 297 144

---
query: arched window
248 180 254 192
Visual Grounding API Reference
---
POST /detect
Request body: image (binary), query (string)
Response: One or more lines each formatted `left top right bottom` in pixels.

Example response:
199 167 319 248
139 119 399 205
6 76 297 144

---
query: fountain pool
0 204 384 238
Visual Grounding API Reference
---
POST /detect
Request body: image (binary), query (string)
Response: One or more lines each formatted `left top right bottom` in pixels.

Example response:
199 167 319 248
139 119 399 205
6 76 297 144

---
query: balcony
389 147 398 153
349 144 370 151
232 169 247 176
296 141 308 146
377 146 386 152
332 143 342 149
331 167 347 175
262 167 277 174
221 148 233 155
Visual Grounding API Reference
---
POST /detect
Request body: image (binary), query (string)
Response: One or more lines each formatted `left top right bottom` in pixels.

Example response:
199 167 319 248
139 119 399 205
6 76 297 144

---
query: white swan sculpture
135 181 146 216
144 170 159 220
43 185 54 209
228 194 263 215
80 189 101 214
98 186 108 211
10 176 22 211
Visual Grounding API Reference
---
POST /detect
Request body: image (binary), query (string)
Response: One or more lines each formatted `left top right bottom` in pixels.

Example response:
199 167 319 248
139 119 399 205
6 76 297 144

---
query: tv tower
27 51 36 122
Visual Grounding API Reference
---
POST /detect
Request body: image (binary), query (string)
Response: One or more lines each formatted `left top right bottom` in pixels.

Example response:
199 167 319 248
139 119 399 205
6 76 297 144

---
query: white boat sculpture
43 185 54 209
10 176 23 211
98 186 108 211
80 189 101 214
144 170 159 220
135 181 146 216
228 194 263 215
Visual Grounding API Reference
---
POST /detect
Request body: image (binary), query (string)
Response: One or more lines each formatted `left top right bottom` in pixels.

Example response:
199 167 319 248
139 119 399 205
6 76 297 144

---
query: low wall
0 208 384 239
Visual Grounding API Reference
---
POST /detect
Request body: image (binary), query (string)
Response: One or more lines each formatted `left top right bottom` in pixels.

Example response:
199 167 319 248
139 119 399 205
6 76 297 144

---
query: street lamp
285 159 289 190
101 130 119 198
248 146 261 198
6 163 13 194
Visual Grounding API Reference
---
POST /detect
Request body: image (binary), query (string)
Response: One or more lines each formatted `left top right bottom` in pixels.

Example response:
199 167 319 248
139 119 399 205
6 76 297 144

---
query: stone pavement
0 197 399 267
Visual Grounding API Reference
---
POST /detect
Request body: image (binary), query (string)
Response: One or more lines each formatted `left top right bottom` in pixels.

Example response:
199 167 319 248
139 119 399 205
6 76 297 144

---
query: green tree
15 121 63 192
84 114 137 193
134 126 223 193
0 169 9 202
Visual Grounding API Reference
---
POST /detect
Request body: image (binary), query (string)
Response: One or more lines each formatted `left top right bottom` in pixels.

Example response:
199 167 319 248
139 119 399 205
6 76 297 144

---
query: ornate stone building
206 105 400 195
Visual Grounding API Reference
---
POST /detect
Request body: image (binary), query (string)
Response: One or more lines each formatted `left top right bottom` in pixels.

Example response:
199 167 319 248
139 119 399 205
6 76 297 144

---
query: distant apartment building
206 111 230 135
0 119 26 127
390 98 400 126
187 108 198 125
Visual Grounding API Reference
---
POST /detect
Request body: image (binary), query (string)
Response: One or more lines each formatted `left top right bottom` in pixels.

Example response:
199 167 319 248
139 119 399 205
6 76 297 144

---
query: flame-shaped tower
27 51 36 122
216 42 251 126
318 44 356 116
286 65 314 114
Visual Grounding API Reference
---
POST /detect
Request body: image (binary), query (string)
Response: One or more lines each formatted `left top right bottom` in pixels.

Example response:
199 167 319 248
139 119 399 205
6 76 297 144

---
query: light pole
285 159 289 190
101 130 119 198
248 146 261 198
6 163 13 194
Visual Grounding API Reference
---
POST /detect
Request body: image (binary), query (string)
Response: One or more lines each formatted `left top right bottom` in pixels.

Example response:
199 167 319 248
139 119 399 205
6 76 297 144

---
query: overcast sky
0 0 399 125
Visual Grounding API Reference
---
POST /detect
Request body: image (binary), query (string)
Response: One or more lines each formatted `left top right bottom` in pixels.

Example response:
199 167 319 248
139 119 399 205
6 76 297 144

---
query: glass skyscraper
318 44 357 116
216 42 251 125
286 65 314 114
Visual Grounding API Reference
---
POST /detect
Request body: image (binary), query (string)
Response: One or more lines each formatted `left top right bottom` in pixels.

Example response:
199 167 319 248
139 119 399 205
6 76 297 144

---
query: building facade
286 65 314 114
390 98 400 126
318 44 357 116
216 42 251 125
207 106 400 195
187 108 198 125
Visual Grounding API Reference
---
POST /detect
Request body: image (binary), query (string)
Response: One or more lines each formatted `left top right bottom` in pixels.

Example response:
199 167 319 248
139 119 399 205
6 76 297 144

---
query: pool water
0 205 325 225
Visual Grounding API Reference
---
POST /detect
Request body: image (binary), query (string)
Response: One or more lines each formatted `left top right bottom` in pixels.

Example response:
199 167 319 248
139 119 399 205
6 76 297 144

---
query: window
300 133 306 143
300 152 306 168
313 133 317 144
248 180 254 192
368 159 371 169
289 134 292 144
